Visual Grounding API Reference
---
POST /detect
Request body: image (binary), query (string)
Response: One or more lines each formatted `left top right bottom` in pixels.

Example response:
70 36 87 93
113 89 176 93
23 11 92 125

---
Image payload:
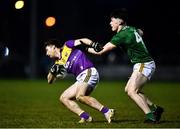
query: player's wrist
90 42 95 48
90 42 103 52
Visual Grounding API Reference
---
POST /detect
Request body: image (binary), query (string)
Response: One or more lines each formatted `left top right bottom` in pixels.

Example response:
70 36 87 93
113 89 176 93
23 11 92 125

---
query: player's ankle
79 112 90 120
100 106 109 114
146 112 156 121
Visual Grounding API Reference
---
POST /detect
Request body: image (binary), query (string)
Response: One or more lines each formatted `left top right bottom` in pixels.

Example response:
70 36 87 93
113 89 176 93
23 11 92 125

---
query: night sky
0 0 180 77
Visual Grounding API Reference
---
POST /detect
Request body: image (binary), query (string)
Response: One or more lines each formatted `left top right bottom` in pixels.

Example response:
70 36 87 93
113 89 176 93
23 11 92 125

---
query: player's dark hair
44 39 64 48
110 8 128 22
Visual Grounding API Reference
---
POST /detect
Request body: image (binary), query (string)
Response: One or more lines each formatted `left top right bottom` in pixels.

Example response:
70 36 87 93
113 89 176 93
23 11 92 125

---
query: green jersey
110 26 153 63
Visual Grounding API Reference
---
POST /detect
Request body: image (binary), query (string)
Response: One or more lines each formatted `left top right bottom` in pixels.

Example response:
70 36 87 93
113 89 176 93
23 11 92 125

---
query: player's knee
60 95 68 103
59 95 64 102
76 95 84 101
125 86 128 93
126 88 138 97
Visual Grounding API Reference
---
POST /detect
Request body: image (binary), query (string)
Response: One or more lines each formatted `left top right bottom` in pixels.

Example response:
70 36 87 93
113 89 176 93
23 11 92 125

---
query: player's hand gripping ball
47 64 67 84
47 72 56 84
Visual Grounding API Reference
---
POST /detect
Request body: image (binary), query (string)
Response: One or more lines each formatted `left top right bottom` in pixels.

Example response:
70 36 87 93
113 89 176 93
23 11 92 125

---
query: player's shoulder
64 40 75 48
122 26 136 32
120 26 136 36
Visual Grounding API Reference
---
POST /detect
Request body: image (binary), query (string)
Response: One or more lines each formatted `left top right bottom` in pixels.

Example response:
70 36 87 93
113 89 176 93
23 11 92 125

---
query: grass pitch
0 79 180 128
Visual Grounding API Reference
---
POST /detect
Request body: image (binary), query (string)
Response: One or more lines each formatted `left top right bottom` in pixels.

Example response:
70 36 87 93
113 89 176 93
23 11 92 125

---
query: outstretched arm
74 38 116 55
74 38 103 52
88 42 116 55
74 38 93 46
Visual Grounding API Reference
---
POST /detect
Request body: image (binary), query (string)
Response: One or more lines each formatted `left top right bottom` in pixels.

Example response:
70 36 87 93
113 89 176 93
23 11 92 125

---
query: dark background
0 0 180 79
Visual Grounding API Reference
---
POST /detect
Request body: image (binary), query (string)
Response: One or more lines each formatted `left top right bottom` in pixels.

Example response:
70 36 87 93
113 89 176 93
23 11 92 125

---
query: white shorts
133 61 156 80
76 67 99 88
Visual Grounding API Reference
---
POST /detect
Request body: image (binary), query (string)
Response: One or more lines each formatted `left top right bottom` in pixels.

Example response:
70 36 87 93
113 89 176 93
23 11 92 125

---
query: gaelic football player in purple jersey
44 38 114 123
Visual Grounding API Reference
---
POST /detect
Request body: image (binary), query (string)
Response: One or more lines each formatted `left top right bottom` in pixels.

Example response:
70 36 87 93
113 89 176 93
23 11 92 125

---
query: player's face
110 17 121 32
45 45 56 58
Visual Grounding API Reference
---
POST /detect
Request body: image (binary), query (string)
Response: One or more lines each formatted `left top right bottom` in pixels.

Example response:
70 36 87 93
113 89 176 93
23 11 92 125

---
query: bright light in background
45 16 56 27
15 0 24 9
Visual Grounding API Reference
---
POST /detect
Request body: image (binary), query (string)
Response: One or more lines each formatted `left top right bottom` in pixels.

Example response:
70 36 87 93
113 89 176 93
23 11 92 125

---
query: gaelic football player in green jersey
87 8 164 123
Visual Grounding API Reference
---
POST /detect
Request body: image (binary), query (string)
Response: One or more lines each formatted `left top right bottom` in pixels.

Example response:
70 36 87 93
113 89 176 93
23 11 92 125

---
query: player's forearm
79 38 93 46
87 47 106 56
47 72 56 84
88 48 101 55
74 38 93 46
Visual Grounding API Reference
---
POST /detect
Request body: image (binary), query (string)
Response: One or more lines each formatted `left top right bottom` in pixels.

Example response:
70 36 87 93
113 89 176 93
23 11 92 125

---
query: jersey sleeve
110 33 124 46
64 40 75 48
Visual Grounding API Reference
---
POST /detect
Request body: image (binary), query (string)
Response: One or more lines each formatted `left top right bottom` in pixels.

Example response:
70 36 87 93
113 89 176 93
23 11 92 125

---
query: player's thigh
125 71 147 92
75 67 98 97
134 61 156 80
76 68 99 88
61 83 78 99
76 82 94 98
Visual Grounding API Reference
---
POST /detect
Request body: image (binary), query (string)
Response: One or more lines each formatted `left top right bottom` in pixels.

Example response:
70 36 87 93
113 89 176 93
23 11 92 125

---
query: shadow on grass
160 120 180 123
93 119 139 123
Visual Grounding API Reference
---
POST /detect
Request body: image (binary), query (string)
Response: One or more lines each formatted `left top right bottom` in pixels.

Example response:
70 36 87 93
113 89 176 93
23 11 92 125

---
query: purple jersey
63 40 94 76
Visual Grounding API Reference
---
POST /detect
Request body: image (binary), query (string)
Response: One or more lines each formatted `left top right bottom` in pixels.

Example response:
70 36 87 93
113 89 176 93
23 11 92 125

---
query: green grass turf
0 79 180 128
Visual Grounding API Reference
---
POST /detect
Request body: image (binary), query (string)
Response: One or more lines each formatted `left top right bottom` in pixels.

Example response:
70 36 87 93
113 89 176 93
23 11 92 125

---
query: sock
100 106 109 114
146 112 156 121
80 112 89 120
